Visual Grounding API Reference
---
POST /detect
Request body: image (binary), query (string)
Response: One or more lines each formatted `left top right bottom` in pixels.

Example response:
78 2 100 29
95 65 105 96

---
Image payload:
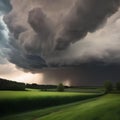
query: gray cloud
0 0 12 64
0 0 12 42
55 0 120 50
26 7 54 56
1 0 120 86
6 35 47 71
3 0 74 70
2 0 120 72
0 0 12 14
42 63 120 86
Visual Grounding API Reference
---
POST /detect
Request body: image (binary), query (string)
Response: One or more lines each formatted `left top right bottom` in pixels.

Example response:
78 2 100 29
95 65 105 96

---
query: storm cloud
0 0 12 64
41 62 120 86
55 0 120 50
1 0 120 73
0 0 12 14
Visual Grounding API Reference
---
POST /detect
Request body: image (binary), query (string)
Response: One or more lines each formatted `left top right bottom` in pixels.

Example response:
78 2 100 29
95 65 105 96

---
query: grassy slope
0 90 100 116
0 90 97 99
1 94 120 120
39 94 120 120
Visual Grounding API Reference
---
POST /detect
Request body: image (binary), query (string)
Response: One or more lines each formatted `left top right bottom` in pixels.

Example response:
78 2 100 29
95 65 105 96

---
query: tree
104 81 113 93
57 83 64 92
116 82 120 91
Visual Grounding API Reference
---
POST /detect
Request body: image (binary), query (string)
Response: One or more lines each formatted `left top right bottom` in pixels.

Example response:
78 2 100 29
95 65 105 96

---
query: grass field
0 90 101 116
1 94 120 120
47 88 104 93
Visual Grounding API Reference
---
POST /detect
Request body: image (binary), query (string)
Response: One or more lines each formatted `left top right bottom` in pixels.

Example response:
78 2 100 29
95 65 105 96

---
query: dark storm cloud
0 0 12 14
3 14 27 39
42 62 120 86
28 8 51 35
1 0 120 86
6 36 47 71
0 0 12 64
3 0 120 72
27 7 54 55
9 52 47 71
3 4 49 70
55 0 120 50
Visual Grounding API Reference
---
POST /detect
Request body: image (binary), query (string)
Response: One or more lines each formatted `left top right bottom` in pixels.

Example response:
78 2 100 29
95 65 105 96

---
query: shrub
104 81 113 93
57 83 64 92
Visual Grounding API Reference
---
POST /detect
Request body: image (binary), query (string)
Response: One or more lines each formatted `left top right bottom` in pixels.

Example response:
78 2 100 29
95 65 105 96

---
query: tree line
104 81 120 93
26 83 58 91
0 78 25 90
0 78 68 91
0 78 120 92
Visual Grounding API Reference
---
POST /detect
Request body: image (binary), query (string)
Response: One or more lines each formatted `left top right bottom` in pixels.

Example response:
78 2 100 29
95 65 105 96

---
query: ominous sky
0 0 120 86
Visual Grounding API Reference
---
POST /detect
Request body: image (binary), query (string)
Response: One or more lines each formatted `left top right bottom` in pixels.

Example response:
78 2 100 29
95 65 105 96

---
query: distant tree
104 81 113 93
116 82 120 91
57 83 64 92
41 89 47 91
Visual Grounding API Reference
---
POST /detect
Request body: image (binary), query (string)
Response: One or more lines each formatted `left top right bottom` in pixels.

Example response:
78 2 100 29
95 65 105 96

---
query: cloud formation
0 17 8 64
55 0 120 50
41 64 120 86
0 0 12 14
1 0 120 72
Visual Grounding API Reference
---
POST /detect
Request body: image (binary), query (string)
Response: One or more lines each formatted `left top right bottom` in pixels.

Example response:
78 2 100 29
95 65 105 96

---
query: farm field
46 87 104 93
1 94 120 120
0 89 101 116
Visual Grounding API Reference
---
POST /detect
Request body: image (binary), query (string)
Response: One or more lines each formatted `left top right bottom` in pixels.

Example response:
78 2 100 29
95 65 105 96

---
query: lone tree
116 82 120 91
57 83 64 92
104 81 113 93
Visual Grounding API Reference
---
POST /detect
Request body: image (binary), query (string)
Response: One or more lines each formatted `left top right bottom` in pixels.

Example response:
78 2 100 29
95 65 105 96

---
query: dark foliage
0 78 25 91
26 83 57 90
104 81 113 93
116 82 120 91
57 83 64 92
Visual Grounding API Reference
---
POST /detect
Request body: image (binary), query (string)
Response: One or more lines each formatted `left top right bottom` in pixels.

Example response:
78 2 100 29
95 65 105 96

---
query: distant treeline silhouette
0 78 69 91
26 83 57 90
0 78 25 90
26 83 69 90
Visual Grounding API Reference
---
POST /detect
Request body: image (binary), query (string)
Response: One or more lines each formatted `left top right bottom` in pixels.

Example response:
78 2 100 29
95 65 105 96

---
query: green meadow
1 94 120 120
0 89 101 117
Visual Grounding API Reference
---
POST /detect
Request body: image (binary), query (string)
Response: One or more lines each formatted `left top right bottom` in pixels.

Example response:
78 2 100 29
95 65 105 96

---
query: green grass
0 90 100 116
65 88 104 93
39 94 120 120
1 94 119 120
